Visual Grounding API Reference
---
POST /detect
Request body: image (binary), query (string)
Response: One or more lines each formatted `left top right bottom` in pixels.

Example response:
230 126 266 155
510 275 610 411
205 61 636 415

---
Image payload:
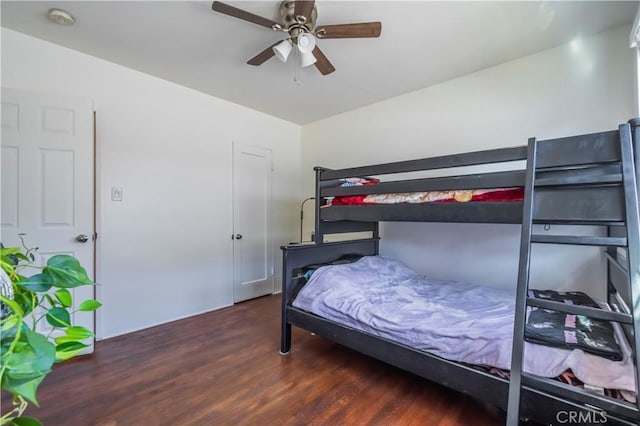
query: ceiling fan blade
294 1 315 22
247 42 280 66
315 22 382 39
211 1 280 29
312 46 335 76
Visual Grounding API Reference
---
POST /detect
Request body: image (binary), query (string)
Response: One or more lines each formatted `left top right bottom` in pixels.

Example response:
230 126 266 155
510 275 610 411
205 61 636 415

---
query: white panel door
232 143 273 303
1 87 95 349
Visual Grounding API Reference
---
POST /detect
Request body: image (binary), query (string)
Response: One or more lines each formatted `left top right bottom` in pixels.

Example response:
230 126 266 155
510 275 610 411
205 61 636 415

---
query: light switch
111 187 123 201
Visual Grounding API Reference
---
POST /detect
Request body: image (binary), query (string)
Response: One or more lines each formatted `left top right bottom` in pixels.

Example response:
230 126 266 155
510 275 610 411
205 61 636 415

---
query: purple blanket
292 256 635 397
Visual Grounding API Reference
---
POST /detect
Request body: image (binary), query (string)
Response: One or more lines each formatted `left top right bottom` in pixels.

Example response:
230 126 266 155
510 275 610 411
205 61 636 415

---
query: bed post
624 119 640 418
314 167 326 244
629 118 640 193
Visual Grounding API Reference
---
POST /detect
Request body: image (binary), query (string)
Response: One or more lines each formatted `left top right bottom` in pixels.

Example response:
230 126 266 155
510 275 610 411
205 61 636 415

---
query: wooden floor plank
8 295 506 425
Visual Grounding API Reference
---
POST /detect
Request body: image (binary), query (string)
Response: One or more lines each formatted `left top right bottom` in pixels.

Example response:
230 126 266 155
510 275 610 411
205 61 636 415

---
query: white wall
301 25 635 299
2 28 302 338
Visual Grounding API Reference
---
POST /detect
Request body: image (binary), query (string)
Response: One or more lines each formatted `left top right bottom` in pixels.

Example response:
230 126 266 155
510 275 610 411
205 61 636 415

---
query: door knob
76 234 89 243
235 234 243 240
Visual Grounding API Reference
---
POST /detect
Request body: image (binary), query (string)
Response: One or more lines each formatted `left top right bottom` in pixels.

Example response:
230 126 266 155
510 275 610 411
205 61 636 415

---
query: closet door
232 142 273 302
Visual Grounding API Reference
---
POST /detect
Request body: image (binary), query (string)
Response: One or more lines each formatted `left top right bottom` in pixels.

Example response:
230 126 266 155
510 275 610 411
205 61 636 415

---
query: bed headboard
314 166 380 244
281 238 379 303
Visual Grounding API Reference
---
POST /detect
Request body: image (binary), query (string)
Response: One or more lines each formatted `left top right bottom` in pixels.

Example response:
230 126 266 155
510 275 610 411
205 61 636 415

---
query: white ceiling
1 1 636 124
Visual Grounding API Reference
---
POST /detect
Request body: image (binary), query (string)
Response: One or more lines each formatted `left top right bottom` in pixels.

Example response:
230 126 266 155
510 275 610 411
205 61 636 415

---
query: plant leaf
54 326 94 344
0 294 25 318
12 416 43 426
1 330 52 403
23 329 56 372
44 255 93 288
54 289 72 307
12 289 35 317
77 299 102 312
2 374 45 406
45 307 71 328
3 330 55 378
0 316 21 336
43 293 56 308
19 274 53 293
0 247 21 257
55 341 89 361
0 247 25 266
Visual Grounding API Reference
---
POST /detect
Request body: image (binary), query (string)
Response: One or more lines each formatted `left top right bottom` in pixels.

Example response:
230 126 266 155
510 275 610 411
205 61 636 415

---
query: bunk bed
280 119 640 425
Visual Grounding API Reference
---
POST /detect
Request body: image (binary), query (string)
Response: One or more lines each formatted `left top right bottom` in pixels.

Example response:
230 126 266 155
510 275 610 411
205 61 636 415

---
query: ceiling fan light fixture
297 32 317 67
273 39 293 62
296 32 316 53
300 50 317 68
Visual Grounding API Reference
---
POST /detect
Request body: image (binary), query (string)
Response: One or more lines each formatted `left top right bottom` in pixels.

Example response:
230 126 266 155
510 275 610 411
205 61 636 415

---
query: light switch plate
111 187 123 201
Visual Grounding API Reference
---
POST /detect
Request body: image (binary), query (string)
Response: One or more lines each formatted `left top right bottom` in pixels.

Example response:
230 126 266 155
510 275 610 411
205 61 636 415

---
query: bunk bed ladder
506 136 539 426
507 123 640 425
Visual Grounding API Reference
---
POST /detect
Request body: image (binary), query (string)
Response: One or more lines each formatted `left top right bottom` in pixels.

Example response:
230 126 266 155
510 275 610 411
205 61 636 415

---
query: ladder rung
612 292 631 316
531 234 627 247
526 298 633 324
604 251 629 275
521 373 639 420
535 173 622 187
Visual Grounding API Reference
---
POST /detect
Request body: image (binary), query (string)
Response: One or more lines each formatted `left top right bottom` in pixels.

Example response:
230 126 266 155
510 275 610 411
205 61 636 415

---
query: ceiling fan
211 1 382 75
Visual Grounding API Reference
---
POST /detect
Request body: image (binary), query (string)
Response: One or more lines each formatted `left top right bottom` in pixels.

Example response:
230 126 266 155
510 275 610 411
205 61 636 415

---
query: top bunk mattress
291 256 636 397
319 177 527 224
328 187 524 206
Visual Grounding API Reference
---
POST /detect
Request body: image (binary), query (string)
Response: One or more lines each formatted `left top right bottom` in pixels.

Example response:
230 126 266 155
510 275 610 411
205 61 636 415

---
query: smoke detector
47 8 75 25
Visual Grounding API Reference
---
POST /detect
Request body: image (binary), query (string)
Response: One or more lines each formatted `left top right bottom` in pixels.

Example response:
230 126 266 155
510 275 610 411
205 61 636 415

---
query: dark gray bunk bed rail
315 130 625 242
282 121 640 425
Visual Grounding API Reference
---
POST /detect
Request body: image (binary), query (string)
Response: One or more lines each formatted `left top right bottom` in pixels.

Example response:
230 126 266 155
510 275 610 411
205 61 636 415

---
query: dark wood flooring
17 295 506 425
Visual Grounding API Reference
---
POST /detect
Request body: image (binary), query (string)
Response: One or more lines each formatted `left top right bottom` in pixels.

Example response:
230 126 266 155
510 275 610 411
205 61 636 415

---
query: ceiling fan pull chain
293 49 302 85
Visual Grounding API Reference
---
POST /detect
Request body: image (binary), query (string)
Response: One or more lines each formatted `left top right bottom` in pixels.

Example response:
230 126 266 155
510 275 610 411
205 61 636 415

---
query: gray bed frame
280 119 640 425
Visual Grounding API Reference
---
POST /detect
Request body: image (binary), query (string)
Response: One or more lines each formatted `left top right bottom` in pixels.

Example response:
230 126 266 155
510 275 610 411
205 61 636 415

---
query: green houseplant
0 237 101 426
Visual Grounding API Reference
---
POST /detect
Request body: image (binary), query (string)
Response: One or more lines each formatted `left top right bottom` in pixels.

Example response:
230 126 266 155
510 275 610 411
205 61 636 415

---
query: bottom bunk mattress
291 256 636 399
